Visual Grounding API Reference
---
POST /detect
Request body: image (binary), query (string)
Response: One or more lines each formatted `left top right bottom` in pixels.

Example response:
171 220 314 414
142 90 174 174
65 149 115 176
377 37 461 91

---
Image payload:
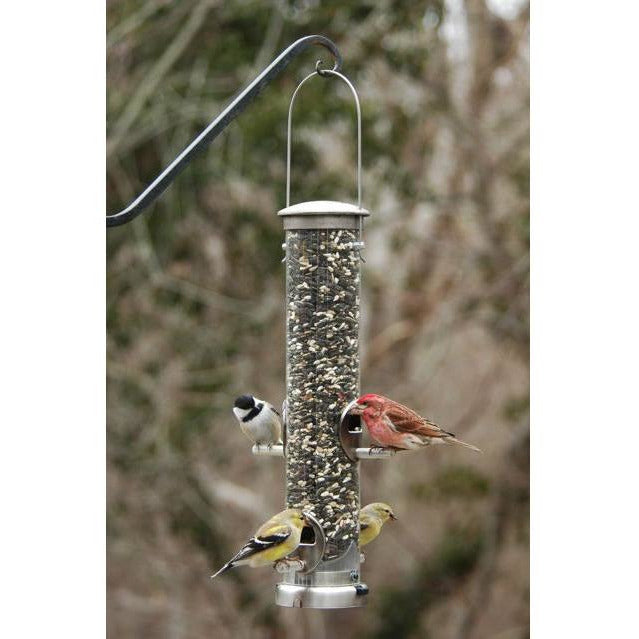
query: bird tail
210 561 234 579
444 435 482 453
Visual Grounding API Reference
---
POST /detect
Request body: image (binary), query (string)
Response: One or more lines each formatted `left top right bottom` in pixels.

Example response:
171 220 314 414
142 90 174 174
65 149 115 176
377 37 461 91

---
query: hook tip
315 59 329 76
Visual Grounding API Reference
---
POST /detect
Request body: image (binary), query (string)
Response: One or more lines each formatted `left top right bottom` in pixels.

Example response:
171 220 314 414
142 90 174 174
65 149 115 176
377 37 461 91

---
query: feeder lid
278 200 370 217
278 200 370 230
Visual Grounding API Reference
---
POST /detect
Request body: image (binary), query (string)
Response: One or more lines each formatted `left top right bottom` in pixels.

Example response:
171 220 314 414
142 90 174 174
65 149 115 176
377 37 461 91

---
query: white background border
532 1 639 636
1 1 105 636
2 1 639 636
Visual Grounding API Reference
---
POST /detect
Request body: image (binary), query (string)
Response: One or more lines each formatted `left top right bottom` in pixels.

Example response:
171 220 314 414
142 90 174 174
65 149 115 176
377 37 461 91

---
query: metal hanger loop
286 70 363 209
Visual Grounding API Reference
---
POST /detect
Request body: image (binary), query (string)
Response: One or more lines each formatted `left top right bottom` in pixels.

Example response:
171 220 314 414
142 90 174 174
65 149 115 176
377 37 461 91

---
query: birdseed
285 228 360 561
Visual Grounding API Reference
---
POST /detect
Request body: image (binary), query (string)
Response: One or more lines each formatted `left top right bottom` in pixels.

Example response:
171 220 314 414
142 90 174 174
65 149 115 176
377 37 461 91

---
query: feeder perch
339 400 396 461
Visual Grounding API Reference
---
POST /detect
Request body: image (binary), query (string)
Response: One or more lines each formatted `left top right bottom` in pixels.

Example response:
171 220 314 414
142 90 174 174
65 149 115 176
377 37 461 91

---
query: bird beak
390 513 398 521
348 404 364 416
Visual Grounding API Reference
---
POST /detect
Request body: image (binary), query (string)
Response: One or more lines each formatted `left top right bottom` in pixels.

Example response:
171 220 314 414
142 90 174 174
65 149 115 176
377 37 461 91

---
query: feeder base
275 583 368 609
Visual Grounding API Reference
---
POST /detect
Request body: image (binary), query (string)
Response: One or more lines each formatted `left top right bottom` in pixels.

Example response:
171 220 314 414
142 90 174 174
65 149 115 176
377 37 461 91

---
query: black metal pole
106 35 342 228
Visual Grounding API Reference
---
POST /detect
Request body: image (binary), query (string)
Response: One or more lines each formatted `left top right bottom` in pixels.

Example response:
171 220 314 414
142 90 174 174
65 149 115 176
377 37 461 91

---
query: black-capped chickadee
232 395 283 446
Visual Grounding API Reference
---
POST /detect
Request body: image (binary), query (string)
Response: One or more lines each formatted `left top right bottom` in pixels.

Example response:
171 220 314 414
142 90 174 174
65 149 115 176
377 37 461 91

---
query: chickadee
232 395 283 446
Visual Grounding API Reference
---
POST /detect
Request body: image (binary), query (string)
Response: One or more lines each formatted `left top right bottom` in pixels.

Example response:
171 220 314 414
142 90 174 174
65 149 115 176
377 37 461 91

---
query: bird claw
369 446 388 455
274 558 305 573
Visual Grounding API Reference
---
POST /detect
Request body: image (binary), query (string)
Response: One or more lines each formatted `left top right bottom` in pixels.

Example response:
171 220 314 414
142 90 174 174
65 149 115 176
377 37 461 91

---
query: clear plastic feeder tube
277 201 369 608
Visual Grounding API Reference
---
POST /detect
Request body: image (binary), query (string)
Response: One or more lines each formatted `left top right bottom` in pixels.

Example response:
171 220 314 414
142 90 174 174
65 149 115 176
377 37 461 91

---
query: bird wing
228 523 292 564
385 401 451 439
255 520 293 544
359 510 378 533
358 513 381 547
268 410 283 443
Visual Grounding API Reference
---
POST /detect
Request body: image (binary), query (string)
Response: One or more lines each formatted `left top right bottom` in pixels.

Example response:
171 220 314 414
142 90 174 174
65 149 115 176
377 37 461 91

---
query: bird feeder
107 36 394 610
251 69 395 608
278 70 368 608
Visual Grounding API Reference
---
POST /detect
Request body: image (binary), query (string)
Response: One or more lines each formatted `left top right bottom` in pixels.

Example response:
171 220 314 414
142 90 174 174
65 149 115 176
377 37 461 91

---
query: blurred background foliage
107 0 529 637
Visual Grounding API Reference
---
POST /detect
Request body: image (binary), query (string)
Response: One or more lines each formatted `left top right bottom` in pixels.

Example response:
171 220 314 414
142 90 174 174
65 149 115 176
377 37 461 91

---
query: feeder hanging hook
106 35 342 228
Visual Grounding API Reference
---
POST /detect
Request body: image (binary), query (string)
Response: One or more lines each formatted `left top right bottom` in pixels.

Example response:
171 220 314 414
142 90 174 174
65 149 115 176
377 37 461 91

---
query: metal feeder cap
278 200 370 230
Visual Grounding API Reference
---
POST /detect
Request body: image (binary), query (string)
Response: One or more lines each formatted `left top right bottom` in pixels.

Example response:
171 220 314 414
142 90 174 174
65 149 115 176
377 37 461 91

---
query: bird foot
274 558 305 573
369 446 388 455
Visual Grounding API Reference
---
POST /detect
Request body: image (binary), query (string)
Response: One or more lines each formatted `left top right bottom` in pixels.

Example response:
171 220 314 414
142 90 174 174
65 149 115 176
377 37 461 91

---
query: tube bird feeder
249 69 394 607
275 70 368 608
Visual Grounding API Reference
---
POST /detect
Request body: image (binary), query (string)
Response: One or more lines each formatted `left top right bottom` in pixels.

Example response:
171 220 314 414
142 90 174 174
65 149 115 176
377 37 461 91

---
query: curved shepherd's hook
107 35 342 227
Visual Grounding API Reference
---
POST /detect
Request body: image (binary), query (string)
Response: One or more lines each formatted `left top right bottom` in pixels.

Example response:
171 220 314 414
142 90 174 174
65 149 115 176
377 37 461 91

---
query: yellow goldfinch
211 509 306 579
359 502 397 548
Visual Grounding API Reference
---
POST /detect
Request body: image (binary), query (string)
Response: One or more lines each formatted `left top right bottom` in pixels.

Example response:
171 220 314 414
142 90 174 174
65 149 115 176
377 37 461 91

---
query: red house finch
348 393 481 452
